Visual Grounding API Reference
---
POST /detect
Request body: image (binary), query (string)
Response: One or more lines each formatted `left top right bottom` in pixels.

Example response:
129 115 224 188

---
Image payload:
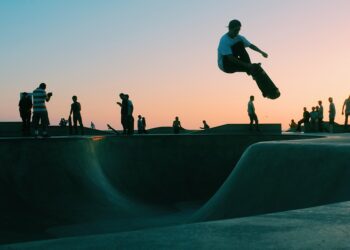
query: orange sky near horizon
1 0 350 130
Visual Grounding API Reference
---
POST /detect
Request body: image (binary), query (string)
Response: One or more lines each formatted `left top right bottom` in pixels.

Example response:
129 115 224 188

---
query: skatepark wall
0 122 111 137
93 134 307 204
192 137 350 222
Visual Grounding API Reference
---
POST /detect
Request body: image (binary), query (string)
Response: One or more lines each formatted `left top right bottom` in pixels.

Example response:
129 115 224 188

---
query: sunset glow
1 0 350 130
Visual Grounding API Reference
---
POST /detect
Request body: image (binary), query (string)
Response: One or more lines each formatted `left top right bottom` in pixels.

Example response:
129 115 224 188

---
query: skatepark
1 125 350 249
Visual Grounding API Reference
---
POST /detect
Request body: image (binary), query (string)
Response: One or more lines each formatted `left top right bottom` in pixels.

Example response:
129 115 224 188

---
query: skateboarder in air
218 19 280 99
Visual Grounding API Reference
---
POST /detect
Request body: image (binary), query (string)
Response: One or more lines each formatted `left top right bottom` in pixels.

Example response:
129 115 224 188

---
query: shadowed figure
296 107 310 132
310 106 318 132
117 93 134 135
200 120 210 130
342 95 350 131
318 100 324 132
217 19 280 99
32 83 52 137
117 93 128 135
137 115 144 134
69 95 84 135
247 95 259 131
90 122 95 130
125 94 134 135
329 97 336 133
137 115 147 134
173 116 182 134
19 92 33 136
142 117 147 134
289 119 297 131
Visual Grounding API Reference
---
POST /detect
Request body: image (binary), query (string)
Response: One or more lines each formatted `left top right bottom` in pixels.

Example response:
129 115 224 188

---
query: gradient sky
1 0 350 130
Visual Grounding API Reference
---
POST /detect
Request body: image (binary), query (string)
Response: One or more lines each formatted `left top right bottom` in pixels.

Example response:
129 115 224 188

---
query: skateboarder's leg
222 42 253 74
231 42 251 64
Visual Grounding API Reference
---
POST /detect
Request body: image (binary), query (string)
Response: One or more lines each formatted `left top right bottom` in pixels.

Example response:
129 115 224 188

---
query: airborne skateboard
251 64 280 99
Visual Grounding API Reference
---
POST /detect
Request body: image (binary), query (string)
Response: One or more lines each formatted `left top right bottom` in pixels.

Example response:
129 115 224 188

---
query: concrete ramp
193 136 350 222
0 137 152 228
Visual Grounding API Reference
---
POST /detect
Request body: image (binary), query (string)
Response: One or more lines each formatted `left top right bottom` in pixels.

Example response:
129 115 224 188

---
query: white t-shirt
247 100 255 115
217 34 251 71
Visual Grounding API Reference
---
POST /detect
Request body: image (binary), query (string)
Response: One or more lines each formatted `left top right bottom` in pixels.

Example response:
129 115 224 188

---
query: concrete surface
2 132 350 249
2 201 350 249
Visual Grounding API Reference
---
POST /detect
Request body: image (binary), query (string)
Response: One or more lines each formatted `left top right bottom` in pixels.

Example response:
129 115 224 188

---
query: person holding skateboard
218 19 280 99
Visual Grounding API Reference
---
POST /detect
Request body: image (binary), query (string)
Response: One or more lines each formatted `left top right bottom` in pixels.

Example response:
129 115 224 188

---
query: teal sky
1 0 350 130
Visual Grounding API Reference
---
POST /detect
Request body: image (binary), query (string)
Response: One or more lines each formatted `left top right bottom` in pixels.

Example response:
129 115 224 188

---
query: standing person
32 83 52 137
200 120 210 130
296 107 311 132
142 117 147 134
173 116 182 134
18 92 33 136
341 95 350 131
69 95 84 135
310 106 318 132
329 97 336 133
90 122 95 130
217 19 279 99
126 94 134 135
318 100 324 132
137 115 144 134
117 93 128 135
247 95 259 131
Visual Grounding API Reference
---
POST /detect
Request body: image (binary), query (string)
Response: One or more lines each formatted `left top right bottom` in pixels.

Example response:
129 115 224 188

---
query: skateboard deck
252 65 280 99
107 124 120 135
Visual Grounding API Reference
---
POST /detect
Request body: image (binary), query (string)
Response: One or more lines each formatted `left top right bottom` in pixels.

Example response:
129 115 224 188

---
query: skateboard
251 65 280 99
107 124 120 135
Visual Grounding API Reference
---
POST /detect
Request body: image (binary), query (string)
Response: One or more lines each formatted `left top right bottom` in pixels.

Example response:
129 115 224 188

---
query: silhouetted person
117 93 128 135
142 117 147 134
296 107 310 132
318 100 324 132
173 116 182 134
32 83 52 137
126 94 134 135
137 115 144 134
247 95 259 131
342 95 350 131
59 118 67 127
310 106 318 132
69 95 84 135
18 92 32 136
218 20 273 93
329 97 336 133
90 122 95 130
289 119 297 131
200 120 210 130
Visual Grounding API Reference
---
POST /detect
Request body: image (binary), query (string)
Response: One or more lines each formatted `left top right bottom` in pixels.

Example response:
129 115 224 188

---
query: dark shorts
32 111 49 127
222 42 251 73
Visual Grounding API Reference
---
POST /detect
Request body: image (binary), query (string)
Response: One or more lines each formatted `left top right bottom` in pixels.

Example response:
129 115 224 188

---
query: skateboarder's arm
116 102 122 107
342 102 345 114
249 44 268 58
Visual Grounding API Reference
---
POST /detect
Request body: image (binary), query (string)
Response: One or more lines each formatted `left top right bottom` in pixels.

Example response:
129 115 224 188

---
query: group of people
291 96 350 133
18 83 84 137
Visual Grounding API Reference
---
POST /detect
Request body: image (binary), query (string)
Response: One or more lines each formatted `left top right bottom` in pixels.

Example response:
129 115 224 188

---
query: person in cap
218 19 268 75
